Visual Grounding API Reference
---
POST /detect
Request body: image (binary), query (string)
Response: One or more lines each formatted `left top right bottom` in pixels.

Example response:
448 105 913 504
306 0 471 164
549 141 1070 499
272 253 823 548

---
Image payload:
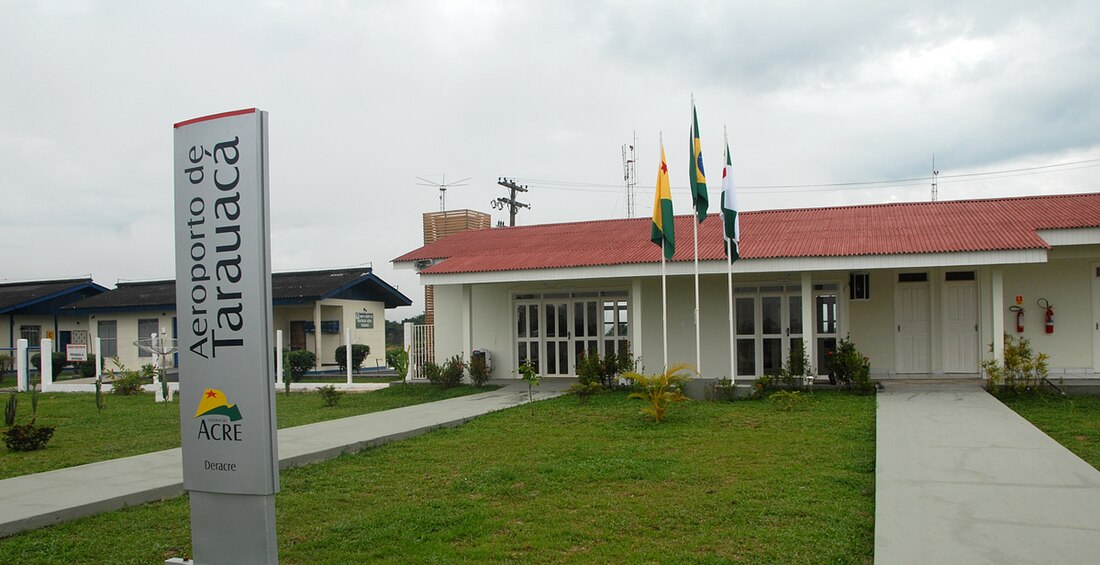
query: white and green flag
721 140 739 260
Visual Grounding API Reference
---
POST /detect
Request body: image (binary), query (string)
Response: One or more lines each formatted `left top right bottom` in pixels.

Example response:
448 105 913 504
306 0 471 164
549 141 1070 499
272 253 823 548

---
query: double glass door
516 293 629 377
735 285 837 378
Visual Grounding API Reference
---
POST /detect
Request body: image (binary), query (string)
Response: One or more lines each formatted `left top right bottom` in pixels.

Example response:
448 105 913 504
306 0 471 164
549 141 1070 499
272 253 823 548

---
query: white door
543 302 570 376
943 281 979 373
896 282 931 374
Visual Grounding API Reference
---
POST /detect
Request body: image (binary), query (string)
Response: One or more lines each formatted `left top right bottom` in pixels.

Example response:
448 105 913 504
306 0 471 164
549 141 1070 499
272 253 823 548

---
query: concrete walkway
0 380 569 538
875 381 1100 564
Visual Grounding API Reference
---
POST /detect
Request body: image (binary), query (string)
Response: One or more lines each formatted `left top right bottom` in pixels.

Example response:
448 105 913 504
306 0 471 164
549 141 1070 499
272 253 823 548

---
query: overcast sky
3 1 1098 320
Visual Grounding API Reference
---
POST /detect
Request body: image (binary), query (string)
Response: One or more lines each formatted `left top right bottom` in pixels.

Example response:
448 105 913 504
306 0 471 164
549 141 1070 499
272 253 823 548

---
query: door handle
897 325 901 332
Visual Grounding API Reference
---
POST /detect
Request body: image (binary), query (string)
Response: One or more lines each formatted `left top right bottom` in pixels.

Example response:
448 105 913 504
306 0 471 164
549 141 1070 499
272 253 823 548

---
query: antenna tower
416 173 471 212
931 155 939 202
622 132 638 218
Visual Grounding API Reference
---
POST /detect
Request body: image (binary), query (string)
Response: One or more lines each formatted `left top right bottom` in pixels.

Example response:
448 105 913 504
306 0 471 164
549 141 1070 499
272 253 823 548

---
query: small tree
468 352 491 387
335 344 370 373
518 360 541 403
626 363 695 423
829 336 873 394
438 354 466 387
284 349 317 394
389 348 410 381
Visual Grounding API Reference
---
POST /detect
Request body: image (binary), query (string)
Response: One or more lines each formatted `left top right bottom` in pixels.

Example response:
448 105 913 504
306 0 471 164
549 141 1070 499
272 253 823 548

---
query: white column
461 284 473 360
991 267 1005 370
631 279 643 368
152 332 165 403
16 339 28 392
40 338 53 392
94 337 103 382
313 301 323 370
801 273 815 374
275 330 284 386
345 328 353 384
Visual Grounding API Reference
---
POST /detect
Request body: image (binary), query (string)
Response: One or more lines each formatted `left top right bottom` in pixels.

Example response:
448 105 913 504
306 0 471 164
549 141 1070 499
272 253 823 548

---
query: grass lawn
0 391 876 564
998 393 1100 470
0 383 492 480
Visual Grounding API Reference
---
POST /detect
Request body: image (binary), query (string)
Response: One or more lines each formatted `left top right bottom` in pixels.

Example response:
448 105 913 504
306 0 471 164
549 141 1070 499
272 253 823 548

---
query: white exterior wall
272 299 388 369
998 252 1096 374
90 311 177 371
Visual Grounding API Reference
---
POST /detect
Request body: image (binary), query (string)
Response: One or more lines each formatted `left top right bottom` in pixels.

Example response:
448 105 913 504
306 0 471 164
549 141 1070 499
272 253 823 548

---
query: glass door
573 299 600 366
761 294 784 375
516 302 540 373
735 296 756 377
544 302 570 376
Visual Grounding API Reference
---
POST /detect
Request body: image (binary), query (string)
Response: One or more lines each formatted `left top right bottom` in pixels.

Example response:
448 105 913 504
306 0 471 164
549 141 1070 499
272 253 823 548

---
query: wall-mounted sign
356 312 374 329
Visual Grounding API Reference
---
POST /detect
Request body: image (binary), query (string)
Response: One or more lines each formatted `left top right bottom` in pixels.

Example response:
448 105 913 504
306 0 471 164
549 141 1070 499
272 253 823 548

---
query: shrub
468 353 491 387
626 363 695 423
100 359 148 395
31 352 68 376
769 390 809 411
776 340 813 389
285 349 317 383
0 354 11 376
438 354 466 387
565 380 603 404
335 344 370 372
420 361 442 384
982 334 1050 395
4 423 55 452
576 348 637 389
829 336 873 394
317 384 344 408
74 354 98 379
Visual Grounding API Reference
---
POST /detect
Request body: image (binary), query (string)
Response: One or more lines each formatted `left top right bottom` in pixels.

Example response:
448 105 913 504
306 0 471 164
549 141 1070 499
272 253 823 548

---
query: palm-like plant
626 363 695 423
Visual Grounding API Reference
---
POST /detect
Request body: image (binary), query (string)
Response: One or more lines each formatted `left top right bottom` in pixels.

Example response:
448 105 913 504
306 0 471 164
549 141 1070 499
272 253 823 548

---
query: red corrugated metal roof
393 193 1100 275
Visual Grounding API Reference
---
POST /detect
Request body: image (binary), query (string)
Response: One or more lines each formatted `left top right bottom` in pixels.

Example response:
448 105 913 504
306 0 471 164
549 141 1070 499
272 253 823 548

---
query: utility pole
492 177 530 227
622 132 637 218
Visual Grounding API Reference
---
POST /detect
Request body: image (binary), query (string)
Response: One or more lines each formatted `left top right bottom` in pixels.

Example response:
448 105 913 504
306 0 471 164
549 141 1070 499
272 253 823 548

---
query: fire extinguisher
1009 305 1025 333
1037 298 1054 334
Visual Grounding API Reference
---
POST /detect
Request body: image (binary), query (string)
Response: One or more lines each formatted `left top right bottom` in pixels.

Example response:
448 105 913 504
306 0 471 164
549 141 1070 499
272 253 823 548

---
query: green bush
3 422 55 452
31 352 68 376
437 354 466 387
565 380 603 404
769 390 809 411
776 340 813 389
74 354 98 379
828 336 873 394
335 344 370 372
576 348 636 389
285 349 317 383
110 369 149 396
420 361 442 383
317 384 344 408
0 354 11 375
982 334 1050 395
468 353 491 387
4 394 16 426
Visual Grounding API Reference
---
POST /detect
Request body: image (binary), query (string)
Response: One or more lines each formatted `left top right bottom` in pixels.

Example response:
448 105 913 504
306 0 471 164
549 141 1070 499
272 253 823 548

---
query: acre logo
195 388 243 441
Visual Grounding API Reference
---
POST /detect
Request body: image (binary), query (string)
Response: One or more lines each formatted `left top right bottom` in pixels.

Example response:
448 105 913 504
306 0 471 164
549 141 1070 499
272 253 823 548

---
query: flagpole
690 95 702 376
724 126 736 386
660 131 669 373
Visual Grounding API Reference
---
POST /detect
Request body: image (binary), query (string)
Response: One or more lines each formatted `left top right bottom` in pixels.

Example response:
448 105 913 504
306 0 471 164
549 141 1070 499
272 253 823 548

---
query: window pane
604 302 615 336
736 339 756 376
818 337 837 376
736 297 755 335
529 305 539 338
517 305 527 338
617 301 628 337
98 320 118 358
762 338 782 374
558 342 568 374
816 294 837 334
547 342 557 374
574 303 584 338
586 302 598 338
557 305 568 338
138 319 159 357
789 296 803 334
20 325 41 342
518 342 527 364
545 305 556 337
762 297 781 334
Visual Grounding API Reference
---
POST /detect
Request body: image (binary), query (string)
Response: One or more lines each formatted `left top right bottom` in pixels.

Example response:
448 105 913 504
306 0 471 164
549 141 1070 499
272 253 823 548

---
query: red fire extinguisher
1038 298 1054 334
1009 305 1024 333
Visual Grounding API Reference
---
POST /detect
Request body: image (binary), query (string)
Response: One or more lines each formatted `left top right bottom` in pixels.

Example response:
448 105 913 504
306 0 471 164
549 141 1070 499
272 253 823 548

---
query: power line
512 157 1100 196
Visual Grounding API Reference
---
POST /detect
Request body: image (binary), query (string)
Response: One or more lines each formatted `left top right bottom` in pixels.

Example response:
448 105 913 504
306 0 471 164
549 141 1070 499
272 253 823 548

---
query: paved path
875 381 1100 564
0 380 569 538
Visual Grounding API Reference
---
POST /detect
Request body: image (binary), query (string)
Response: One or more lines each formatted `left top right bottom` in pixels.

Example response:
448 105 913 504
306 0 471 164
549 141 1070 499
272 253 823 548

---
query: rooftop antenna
416 173 470 212
931 154 939 202
622 131 638 218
